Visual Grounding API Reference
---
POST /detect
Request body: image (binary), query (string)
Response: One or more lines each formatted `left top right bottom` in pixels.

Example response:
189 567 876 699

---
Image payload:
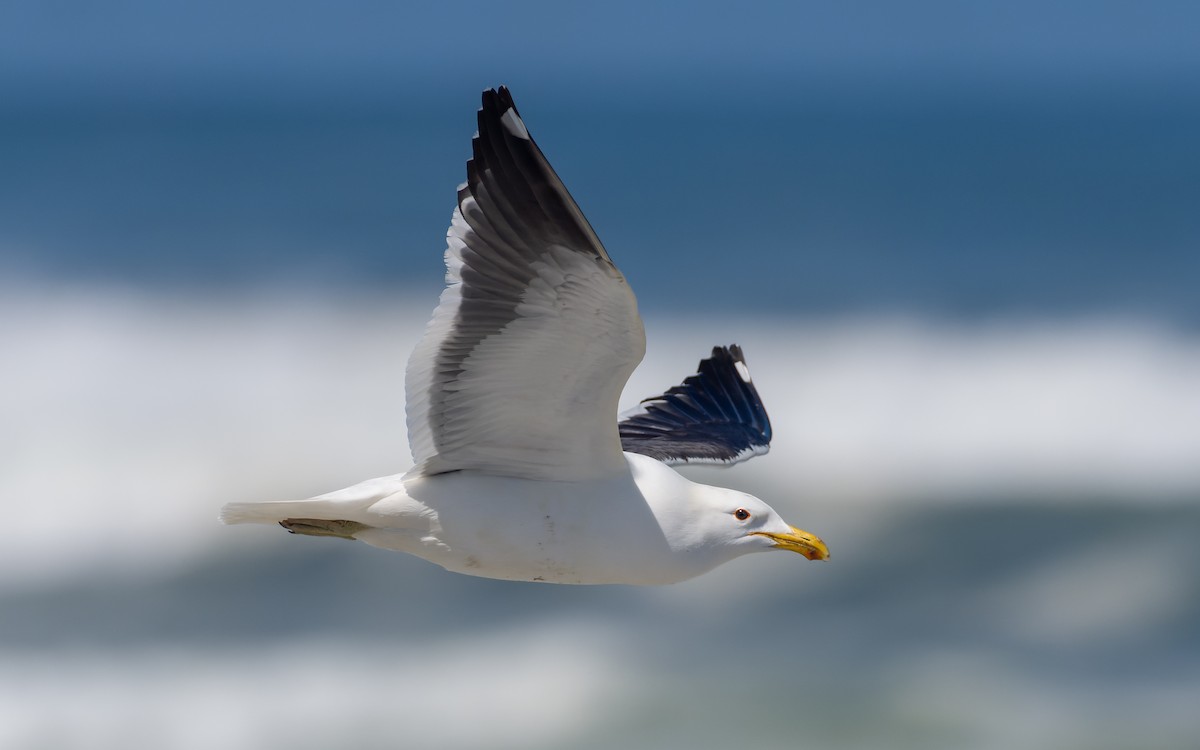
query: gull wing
405 87 646 481
618 345 772 466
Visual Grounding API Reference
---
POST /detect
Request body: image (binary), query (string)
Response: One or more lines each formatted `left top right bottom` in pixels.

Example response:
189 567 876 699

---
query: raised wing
405 87 646 481
618 345 772 466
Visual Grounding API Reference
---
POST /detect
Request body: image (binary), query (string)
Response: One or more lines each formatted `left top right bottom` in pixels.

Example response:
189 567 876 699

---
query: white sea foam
3 618 1196 750
880 647 1200 750
0 623 633 750
3 285 1199 586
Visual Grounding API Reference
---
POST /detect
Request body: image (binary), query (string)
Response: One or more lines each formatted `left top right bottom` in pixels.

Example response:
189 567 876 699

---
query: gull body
221 87 828 584
224 453 820 585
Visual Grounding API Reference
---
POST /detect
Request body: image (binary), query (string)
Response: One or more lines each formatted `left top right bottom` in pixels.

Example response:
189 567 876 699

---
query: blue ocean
6 80 1199 322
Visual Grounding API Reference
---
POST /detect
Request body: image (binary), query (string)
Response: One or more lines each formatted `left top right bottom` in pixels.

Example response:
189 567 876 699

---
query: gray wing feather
405 87 645 481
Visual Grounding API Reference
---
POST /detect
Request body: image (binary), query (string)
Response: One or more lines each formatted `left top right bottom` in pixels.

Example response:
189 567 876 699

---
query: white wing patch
501 109 530 140
734 360 752 383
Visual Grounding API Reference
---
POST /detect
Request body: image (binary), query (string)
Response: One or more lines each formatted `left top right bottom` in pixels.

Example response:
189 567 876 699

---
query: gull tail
219 473 408 526
220 500 324 526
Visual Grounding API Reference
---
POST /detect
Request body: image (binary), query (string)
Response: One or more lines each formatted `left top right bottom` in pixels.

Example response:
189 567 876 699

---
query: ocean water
4 80 1199 321
4 68 1200 748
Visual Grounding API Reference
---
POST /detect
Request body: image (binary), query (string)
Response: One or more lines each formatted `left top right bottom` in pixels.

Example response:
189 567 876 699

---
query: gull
221 87 828 584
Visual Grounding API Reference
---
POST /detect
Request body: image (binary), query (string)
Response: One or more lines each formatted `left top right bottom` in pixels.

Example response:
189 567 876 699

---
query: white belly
355 454 701 585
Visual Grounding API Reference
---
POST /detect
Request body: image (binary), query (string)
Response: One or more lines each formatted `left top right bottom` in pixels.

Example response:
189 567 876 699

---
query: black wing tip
460 85 614 266
475 86 532 154
618 344 773 466
497 85 517 112
708 344 746 363
480 86 519 116
477 91 498 133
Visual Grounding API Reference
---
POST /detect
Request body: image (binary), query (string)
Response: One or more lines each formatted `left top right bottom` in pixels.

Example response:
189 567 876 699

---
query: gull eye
733 508 751 521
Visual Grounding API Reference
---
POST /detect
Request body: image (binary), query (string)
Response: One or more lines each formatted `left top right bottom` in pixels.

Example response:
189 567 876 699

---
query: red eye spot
734 508 751 521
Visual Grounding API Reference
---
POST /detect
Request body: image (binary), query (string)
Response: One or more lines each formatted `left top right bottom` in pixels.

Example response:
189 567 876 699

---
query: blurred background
3 1 1199 748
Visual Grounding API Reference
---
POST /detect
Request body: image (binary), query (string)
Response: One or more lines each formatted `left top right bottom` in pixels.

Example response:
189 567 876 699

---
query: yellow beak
751 526 829 561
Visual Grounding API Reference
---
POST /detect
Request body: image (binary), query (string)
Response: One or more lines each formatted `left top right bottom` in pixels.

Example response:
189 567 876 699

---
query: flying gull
221 87 829 584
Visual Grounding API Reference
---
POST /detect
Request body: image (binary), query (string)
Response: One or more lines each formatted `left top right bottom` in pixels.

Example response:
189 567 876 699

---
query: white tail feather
219 501 316 526
219 474 408 526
